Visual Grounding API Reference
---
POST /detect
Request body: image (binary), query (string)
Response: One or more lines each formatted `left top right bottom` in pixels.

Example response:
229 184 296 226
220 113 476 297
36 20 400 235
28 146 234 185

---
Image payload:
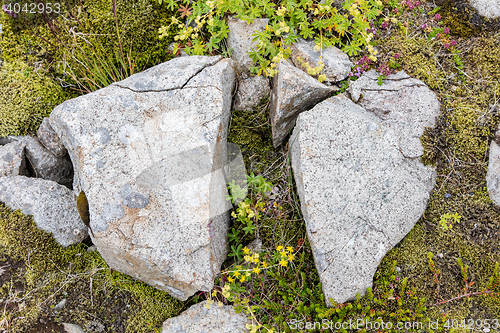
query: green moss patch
0 60 69 137
0 202 182 332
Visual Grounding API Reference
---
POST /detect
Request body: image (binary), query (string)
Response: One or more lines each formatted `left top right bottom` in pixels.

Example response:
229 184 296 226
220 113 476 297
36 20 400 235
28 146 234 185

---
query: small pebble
444 193 451 199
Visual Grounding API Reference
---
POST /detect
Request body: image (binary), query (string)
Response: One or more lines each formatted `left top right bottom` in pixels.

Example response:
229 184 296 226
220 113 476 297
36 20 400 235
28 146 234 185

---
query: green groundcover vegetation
1 0 500 332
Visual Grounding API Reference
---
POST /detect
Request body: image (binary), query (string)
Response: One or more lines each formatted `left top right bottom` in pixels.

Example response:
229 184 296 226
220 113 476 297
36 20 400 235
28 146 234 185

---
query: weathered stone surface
49 56 236 300
37 117 68 158
0 176 88 247
23 136 73 188
290 93 437 304
270 60 334 147
0 135 23 145
233 75 270 111
470 0 500 19
227 18 268 76
0 141 28 177
487 126 500 205
290 38 352 83
349 70 441 158
162 301 250 333
63 323 86 333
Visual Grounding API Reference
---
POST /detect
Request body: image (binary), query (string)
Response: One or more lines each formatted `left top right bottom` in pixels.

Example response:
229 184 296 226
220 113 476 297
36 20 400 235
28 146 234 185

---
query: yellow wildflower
243 247 250 255
286 246 294 253
280 251 287 257
233 271 240 277
228 276 235 283
218 301 223 307
212 290 217 297
240 276 246 283
253 267 261 274
276 245 284 251
244 255 251 262
280 259 288 267
288 254 295 261
262 261 268 268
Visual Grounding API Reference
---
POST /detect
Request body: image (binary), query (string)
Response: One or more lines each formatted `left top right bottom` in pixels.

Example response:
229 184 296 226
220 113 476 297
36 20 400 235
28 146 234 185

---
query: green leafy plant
438 213 461 231
158 0 384 78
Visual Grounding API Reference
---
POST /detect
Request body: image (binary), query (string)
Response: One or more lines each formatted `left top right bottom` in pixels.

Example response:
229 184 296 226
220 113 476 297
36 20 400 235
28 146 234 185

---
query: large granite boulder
162 301 250 333
0 140 28 177
290 80 438 303
0 176 88 247
487 126 500 205
270 60 334 148
49 56 236 300
290 38 352 84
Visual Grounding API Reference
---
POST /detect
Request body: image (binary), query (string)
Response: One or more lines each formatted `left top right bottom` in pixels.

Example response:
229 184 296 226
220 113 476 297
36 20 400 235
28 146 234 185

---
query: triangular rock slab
49 56 236 301
270 60 334 147
162 301 250 333
0 176 88 247
290 94 436 304
487 125 500 205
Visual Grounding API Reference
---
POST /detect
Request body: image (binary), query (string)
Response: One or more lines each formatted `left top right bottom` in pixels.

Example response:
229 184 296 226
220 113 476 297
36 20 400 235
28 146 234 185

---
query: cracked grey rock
290 38 352 83
290 94 437 304
49 56 236 301
270 60 334 147
470 0 500 18
0 176 88 247
349 70 441 158
162 301 250 333
233 75 270 111
227 18 268 77
0 140 28 177
37 117 68 158
22 136 73 188
487 126 500 205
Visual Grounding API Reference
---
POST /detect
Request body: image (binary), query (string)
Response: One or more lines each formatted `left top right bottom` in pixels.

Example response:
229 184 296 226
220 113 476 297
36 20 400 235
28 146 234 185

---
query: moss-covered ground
2 0 500 332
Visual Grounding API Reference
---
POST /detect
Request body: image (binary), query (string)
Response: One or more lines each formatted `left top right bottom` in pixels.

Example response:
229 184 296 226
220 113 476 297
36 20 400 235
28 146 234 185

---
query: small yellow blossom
280 251 287 257
288 254 295 261
244 255 252 262
391 17 398 23
243 247 250 255
286 246 294 253
369 55 377 62
280 259 288 267
218 301 223 307
240 276 246 283
233 271 240 277
212 290 217 297
253 257 259 264
262 261 268 268
276 245 284 252
253 267 261 274
227 276 235 283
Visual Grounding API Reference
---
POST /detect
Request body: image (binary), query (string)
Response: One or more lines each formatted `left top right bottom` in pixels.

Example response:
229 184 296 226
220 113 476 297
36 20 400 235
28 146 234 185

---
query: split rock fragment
0 140 28 177
0 176 88 247
270 60 334 147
